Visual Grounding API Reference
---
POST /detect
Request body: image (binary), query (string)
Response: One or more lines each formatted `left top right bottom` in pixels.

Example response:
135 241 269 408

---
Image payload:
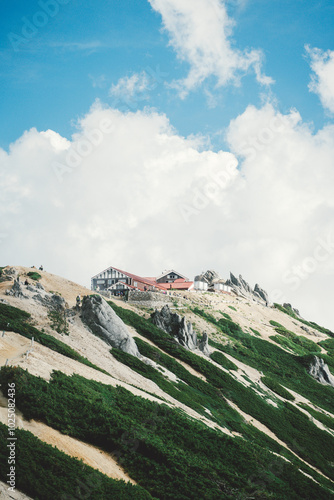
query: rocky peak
226 273 269 304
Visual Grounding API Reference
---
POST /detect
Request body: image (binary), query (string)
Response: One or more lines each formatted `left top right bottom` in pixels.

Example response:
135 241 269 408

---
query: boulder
151 305 197 350
198 332 210 356
308 356 334 387
81 295 139 357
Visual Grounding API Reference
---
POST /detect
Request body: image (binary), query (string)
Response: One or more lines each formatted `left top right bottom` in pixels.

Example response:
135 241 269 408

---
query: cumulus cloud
1 102 334 330
148 0 273 97
306 45 334 114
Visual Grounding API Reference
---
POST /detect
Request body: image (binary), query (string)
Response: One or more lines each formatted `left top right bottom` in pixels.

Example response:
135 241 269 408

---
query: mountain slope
0 266 333 499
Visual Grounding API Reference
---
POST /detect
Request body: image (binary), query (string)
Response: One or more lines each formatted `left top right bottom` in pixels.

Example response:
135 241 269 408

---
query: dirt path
0 333 32 366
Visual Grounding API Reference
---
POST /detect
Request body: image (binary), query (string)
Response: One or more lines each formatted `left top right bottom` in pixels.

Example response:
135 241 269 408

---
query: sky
1 0 334 329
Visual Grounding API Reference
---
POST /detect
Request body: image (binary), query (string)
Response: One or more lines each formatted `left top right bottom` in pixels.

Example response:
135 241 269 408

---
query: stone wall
128 290 172 308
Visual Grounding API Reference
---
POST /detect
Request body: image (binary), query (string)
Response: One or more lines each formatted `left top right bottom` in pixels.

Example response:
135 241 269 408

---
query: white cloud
306 45 334 114
1 102 334 331
109 72 151 103
148 0 273 97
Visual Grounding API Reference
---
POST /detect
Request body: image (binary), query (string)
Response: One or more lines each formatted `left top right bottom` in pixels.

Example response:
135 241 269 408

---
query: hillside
0 265 334 499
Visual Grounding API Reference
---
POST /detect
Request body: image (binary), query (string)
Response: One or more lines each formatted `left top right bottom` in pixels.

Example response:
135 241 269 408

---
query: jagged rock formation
254 284 269 303
308 356 334 387
225 273 269 304
283 303 301 317
198 332 210 356
6 278 28 299
202 270 221 284
81 295 139 357
151 305 197 350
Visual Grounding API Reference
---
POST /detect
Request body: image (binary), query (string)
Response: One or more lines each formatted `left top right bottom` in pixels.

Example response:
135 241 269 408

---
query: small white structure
194 275 209 291
211 279 229 292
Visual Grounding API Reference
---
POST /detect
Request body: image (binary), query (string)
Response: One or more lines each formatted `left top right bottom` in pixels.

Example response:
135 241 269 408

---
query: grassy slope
109 302 334 487
1 289 334 498
0 366 332 500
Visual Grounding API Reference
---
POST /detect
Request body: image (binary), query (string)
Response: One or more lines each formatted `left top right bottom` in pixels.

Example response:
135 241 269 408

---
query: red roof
158 281 194 290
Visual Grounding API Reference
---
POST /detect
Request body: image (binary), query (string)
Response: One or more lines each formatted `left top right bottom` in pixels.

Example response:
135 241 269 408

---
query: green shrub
270 320 285 328
210 351 238 371
228 306 237 312
47 309 69 335
222 312 232 320
261 376 295 401
319 338 334 354
27 271 42 281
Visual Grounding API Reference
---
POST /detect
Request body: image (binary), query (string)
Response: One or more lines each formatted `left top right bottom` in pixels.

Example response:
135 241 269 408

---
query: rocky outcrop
81 295 139 357
33 291 67 311
1 267 17 281
225 273 269 305
202 270 221 284
198 332 210 356
283 303 300 317
254 284 269 303
5 278 28 299
308 356 334 387
151 305 197 350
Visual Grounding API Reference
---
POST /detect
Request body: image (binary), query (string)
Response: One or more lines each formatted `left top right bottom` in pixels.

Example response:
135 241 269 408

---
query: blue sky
1 0 333 149
1 0 334 329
